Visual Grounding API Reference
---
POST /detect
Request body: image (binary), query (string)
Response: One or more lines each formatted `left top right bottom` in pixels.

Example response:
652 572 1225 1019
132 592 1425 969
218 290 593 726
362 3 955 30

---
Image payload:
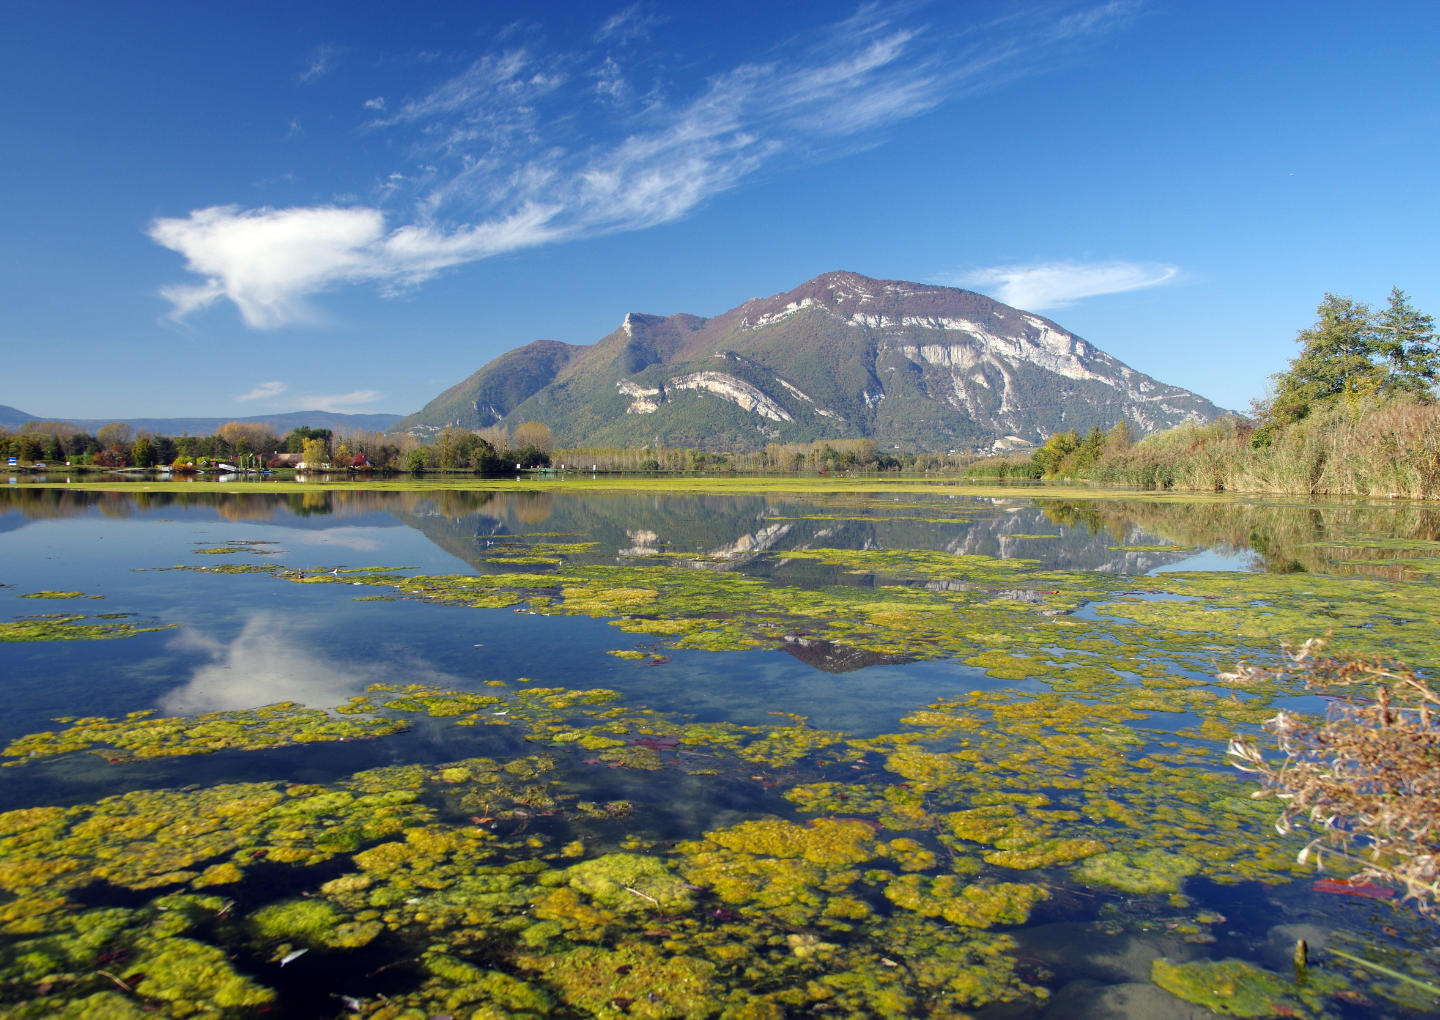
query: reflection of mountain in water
780 635 916 674
11 487 1438 581
385 491 1198 580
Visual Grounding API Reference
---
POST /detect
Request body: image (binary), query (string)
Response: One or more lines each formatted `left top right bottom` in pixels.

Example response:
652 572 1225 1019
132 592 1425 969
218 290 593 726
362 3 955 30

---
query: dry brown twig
1226 639 1440 912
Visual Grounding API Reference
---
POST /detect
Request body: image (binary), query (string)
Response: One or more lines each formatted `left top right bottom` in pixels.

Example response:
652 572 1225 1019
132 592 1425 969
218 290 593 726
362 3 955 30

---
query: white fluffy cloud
955 260 1179 310
150 203 561 327
152 4 1134 328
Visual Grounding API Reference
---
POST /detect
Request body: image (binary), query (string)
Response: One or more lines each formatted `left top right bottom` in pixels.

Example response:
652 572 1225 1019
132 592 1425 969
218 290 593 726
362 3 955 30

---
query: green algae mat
0 486 1438 1020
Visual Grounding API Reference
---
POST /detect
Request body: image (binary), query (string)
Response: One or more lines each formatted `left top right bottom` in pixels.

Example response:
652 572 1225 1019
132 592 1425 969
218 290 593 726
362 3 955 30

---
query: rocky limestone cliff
392 272 1226 451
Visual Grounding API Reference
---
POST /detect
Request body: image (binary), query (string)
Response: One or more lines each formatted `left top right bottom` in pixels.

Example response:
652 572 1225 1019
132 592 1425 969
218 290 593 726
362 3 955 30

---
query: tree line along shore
6 289 1438 496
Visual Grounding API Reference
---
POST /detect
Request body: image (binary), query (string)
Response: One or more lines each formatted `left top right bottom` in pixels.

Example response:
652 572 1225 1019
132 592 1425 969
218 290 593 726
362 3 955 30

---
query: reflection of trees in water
6 489 1439 579
1037 498 1440 577
513 492 553 524
0 488 391 523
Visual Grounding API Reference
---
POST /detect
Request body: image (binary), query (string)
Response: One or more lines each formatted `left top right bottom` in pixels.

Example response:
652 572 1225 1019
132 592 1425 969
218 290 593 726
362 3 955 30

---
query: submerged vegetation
3 487 1440 1016
0 666 1374 1020
2 704 409 766
0 615 174 643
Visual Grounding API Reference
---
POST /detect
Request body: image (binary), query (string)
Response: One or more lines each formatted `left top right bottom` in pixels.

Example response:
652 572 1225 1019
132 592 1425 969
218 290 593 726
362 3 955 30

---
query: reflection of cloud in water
162 612 462 715
279 527 387 552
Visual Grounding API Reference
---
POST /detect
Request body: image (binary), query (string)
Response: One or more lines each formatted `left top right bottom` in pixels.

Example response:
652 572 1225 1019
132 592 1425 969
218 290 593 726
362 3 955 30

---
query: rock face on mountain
393 272 1225 451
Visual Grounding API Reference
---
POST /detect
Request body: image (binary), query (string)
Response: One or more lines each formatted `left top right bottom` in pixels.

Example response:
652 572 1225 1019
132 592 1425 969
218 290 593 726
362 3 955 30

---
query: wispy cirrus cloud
595 4 666 43
951 260 1180 310
300 44 341 82
152 2 1138 328
296 390 383 412
235 381 287 402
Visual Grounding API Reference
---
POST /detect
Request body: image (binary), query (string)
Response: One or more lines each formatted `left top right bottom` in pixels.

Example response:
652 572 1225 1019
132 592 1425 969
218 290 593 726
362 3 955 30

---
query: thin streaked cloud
152 3 1138 328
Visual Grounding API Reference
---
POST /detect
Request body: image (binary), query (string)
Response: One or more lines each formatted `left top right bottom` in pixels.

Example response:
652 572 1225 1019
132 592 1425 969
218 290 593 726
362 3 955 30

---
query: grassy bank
1038 397 1440 498
7 472 1284 501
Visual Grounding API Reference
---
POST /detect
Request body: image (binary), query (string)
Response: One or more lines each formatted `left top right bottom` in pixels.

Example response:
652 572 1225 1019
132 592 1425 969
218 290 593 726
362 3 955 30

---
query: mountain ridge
395 270 1228 451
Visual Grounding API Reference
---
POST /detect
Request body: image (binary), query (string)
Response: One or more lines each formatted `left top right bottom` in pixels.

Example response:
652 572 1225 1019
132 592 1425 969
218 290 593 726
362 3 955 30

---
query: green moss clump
0 895 277 1018
2 702 409 765
883 875 1048 928
0 617 175 643
560 853 696 912
983 837 1107 870
706 818 878 868
246 898 344 944
518 944 719 1020
1151 957 1350 1017
1073 849 1200 894
128 935 276 1011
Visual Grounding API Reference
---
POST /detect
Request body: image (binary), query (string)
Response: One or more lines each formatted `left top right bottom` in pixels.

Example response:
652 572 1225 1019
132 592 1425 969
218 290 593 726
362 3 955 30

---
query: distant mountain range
0 406 402 436
393 271 1225 451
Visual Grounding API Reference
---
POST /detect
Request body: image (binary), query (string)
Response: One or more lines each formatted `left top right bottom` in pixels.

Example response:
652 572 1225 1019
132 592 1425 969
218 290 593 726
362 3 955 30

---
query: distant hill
393 271 1226 451
0 407 402 435
0 406 35 431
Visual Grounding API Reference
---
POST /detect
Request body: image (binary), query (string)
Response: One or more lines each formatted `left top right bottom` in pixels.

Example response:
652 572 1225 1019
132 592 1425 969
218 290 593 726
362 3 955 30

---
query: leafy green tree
466 437 499 472
1276 294 1381 408
407 448 427 473
1033 431 1080 475
130 437 156 467
1375 288 1439 393
44 434 62 462
1256 290 1437 446
283 427 332 454
1068 427 1107 473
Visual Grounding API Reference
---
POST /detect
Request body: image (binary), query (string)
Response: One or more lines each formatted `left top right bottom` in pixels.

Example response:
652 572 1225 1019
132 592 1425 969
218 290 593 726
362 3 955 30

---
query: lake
1 483 1437 1020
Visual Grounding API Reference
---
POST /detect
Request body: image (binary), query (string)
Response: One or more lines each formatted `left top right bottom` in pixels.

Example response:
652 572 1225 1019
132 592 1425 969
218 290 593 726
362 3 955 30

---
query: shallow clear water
1 486 1438 1020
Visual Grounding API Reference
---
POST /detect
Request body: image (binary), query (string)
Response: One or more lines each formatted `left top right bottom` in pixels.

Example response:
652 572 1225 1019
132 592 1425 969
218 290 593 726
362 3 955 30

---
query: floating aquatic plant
1 703 408 765
0 616 175 643
1151 957 1350 1018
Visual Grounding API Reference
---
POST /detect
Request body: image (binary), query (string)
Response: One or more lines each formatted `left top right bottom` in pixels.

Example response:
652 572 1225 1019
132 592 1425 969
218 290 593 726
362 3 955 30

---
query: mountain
392 271 1226 451
0 409 402 435
0 406 35 431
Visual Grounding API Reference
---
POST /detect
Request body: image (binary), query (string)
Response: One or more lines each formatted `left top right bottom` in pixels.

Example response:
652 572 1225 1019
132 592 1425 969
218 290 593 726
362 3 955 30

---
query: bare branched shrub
1227 639 1440 910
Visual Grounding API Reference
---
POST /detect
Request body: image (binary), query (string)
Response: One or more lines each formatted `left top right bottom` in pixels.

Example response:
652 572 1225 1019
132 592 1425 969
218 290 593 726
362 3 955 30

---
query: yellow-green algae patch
0 615 175 643
1072 848 1200 894
0 893 276 1019
0 668 1367 1020
2 703 409 765
15 592 99 600
1151 957 1351 1018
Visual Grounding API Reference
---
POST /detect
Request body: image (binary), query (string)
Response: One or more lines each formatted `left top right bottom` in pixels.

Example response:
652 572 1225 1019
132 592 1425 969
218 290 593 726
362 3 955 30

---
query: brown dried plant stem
1227 639 1440 911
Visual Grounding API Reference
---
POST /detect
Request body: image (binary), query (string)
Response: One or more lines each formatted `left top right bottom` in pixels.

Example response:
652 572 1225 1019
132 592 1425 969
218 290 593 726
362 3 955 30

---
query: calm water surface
1 486 1437 1020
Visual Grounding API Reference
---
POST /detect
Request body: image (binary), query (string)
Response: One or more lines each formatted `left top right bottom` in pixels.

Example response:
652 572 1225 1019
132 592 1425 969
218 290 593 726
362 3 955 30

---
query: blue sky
2 0 1436 418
